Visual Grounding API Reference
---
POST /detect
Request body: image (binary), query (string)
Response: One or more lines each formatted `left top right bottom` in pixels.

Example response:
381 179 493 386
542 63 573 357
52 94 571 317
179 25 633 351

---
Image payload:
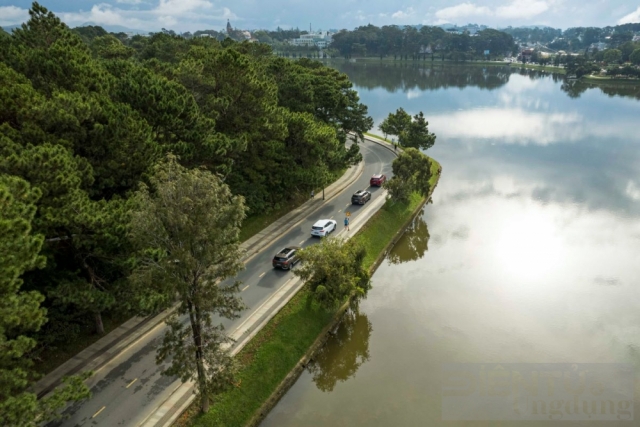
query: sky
1 0 639 33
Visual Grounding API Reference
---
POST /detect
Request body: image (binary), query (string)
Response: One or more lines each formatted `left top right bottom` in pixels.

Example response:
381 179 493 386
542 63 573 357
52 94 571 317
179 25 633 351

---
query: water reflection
333 62 512 93
561 78 640 100
387 212 430 265
307 309 372 392
330 61 640 101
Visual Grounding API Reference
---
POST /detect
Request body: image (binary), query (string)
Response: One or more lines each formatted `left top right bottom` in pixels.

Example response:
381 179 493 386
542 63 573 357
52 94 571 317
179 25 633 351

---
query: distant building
590 42 607 51
518 48 534 62
290 31 333 48
225 19 252 41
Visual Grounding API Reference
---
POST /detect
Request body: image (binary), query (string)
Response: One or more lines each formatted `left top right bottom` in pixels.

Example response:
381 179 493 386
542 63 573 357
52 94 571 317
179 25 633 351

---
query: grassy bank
180 157 441 427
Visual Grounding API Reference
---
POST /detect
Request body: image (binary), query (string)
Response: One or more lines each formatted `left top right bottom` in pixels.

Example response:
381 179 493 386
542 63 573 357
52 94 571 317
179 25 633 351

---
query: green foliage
0 174 90 425
90 35 135 60
603 49 622 64
129 155 246 412
330 24 517 59
72 25 108 44
379 109 436 150
564 55 597 78
384 148 434 202
630 48 640 65
378 107 411 138
294 238 371 309
400 111 436 150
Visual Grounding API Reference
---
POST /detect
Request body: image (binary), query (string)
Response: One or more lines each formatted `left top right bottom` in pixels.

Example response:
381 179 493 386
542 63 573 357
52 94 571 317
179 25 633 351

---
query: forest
328 24 518 60
0 3 373 422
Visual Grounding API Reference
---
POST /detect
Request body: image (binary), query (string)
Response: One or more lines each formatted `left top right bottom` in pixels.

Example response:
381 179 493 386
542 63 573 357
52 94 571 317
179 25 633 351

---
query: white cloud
432 108 583 145
392 7 416 20
0 5 29 27
435 3 490 22
617 6 640 25
59 4 145 28
435 0 550 23
406 89 423 99
625 181 640 201
496 0 550 19
155 0 214 16
115 0 146 4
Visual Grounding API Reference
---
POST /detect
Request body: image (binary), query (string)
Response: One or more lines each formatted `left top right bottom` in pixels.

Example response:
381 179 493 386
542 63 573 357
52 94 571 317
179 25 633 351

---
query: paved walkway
33 161 364 400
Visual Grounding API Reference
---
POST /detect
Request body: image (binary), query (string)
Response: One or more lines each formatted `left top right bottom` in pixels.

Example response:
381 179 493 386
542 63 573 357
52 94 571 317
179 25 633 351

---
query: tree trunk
95 311 104 335
200 389 210 413
188 299 209 413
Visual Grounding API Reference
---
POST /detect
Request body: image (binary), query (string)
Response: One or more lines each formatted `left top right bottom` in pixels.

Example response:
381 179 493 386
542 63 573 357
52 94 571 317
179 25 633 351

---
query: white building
290 31 333 48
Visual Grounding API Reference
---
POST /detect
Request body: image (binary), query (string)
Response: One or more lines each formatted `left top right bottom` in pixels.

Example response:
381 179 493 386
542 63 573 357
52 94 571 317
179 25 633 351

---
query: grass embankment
180 157 442 427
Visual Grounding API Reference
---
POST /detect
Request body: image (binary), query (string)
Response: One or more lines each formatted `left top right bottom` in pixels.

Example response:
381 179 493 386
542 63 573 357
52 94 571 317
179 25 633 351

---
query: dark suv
272 246 301 270
351 190 371 205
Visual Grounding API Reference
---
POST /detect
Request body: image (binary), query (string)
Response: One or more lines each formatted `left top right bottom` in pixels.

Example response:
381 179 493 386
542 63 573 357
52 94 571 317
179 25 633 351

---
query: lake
260 62 640 426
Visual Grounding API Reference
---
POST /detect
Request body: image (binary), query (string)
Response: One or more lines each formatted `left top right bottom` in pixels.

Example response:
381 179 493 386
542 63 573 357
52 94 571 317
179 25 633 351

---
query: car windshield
274 256 287 261
312 226 323 230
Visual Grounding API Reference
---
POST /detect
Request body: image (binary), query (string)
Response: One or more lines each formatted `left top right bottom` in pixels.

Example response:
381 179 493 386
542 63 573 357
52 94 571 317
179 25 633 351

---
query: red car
370 174 387 186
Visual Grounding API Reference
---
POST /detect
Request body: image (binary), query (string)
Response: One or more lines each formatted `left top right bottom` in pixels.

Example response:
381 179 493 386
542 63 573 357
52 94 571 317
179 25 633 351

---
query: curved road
51 140 396 426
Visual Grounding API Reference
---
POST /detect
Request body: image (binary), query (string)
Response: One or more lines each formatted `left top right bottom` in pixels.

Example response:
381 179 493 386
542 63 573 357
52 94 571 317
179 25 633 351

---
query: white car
311 219 337 237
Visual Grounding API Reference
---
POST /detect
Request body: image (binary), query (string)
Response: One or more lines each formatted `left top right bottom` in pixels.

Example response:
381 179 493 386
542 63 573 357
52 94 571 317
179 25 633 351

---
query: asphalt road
50 140 395 426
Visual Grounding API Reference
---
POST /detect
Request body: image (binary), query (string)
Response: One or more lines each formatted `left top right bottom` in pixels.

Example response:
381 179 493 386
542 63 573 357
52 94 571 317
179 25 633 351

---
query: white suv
311 219 337 237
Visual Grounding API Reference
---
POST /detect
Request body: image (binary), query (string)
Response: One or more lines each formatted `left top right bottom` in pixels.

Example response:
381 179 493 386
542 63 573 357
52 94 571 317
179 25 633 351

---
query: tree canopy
294 238 371 309
129 155 246 413
329 25 517 60
379 109 436 150
384 148 434 203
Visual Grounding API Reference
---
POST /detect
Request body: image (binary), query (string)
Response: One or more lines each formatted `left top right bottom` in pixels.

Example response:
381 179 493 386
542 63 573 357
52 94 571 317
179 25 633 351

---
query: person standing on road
344 216 350 231
311 190 315 199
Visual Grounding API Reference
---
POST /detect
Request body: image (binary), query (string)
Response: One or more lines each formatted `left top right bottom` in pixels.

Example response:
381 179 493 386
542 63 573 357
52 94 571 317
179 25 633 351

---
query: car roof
276 246 301 255
313 219 333 227
354 190 367 195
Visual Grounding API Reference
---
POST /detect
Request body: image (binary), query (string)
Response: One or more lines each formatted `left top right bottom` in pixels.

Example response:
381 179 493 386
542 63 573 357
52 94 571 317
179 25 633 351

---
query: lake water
260 62 640 426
